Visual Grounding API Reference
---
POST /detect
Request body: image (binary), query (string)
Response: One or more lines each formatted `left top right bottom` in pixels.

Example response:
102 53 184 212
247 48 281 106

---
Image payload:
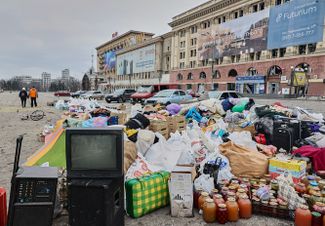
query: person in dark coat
19 87 28 108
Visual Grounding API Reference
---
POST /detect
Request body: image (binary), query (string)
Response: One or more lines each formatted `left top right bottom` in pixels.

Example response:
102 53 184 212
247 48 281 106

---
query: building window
256 51 261 60
234 11 238 19
222 16 226 22
228 69 238 77
276 0 282 5
231 55 235 63
308 43 317 53
190 61 196 68
249 53 255 61
190 26 197 34
199 72 206 79
202 21 211 29
202 59 209 66
191 38 197 46
299 45 307 55
180 52 185 59
177 73 183 80
212 70 221 79
179 30 186 37
247 67 258 76
236 55 240 63
187 73 193 80
190 49 197 57
253 4 258 12
239 10 244 17
268 65 282 77
227 83 236 91
279 48 286 57
180 41 186 48
179 62 185 69
259 2 265 10
272 49 278 58
218 18 222 24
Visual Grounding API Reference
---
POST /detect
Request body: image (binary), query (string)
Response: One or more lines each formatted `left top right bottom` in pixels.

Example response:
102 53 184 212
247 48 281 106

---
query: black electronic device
68 178 124 226
8 136 58 226
65 128 124 179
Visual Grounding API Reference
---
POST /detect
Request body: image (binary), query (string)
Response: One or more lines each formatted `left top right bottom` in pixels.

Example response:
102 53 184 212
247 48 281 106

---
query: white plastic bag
194 174 214 194
228 131 257 151
135 130 156 156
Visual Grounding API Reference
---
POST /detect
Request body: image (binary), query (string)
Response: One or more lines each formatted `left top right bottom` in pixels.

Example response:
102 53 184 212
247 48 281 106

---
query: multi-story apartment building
41 72 51 91
13 75 32 85
168 0 325 96
112 32 172 89
96 30 155 90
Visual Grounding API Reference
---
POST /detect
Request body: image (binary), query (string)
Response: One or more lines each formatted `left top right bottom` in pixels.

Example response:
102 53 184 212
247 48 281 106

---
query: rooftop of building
96 30 155 50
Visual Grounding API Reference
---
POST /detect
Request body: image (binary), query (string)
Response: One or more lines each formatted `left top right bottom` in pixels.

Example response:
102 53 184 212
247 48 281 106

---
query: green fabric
125 171 170 218
34 131 66 167
232 100 248 113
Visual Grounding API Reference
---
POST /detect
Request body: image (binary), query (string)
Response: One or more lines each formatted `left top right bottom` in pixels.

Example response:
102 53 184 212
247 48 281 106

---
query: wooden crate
149 120 169 139
167 116 186 134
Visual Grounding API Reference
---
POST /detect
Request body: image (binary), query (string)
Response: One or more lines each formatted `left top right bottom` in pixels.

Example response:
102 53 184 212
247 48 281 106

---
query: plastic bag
198 151 233 183
228 131 257 151
194 174 214 194
125 153 162 180
135 130 156 156
82 116 108 128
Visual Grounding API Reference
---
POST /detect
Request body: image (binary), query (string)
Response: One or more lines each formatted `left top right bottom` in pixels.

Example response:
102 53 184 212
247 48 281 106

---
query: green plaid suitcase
125 171 170 218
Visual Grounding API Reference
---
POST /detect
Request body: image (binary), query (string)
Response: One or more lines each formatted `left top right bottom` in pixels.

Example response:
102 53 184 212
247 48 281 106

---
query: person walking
18 87 28 108
29 86 38 107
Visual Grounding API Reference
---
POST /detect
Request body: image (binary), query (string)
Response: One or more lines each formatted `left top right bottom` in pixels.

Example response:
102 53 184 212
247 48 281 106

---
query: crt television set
66 128 124 179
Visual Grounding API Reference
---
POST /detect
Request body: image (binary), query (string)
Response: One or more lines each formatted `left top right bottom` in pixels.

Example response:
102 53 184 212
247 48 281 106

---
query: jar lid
222 187 229 191
206 198 214 203
201 192 209 197
240 195 249 199
315 202 325 207
237 188 246 193
227 197 236 202
227 191 236 196
307 175 315 180
196 188 203 192
312 211 321 217
260 179 267 183
271 179 278 184
214 194 223 199
211 188 219 193
228 185 237 190
319 180 325 185
240 184 247 188
218 204 227 208
269 202 278 206
264 174 271 177
300 205 309 210
310 181 318 186
261 200 268 204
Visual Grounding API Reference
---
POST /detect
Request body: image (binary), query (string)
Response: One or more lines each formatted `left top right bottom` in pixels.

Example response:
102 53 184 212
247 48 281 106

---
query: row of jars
197 191 252 224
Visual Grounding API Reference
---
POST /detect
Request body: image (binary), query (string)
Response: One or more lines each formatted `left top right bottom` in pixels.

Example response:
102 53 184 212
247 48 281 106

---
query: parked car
80 91 105 100
207 91 243 100
131 84 178 103
71 90 87 98
105 88 136 103
54 90 70 97
144 89 193 105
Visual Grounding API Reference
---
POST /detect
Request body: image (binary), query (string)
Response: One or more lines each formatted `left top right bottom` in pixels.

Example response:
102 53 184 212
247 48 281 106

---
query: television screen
70 134 117 170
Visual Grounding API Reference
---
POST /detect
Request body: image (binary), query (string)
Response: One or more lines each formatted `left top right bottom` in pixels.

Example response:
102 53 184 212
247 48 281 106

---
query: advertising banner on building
104 51 116 71
293 71 307 87
198 9 269 60
117 44 155 75
267 0 325 49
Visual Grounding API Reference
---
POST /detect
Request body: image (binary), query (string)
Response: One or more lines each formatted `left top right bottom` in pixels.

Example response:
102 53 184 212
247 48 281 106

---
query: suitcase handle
137 171 169 189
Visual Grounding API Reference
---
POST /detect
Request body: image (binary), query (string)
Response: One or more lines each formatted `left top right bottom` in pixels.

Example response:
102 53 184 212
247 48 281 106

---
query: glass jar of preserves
313 202 325 215
295 183 307 194
260 179 267 185
213 194 225 207
226 197 239 222
311 211 322 226
210 188 219 198
308 181 319 195
198 192 209 211
295 205 312 226
271 180 279 191
264 174 271 184
193 188 203 209
216 204 228 224
238 195 252 219
318 180 325 190
228 185 237 193
203 198 217 223
221 187 229 200
236 189 246 199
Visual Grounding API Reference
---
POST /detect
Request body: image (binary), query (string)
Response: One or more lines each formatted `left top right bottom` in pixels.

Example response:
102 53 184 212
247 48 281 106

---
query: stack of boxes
269 158 307 183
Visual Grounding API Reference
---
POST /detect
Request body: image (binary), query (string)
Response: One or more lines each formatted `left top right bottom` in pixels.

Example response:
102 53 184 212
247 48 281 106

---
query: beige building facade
96 30 154 90
169 0 325 96
112 32 172 89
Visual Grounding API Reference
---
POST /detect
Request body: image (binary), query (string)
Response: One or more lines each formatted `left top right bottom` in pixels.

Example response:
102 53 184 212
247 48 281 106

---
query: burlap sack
124 141 137 172
219 141 268 178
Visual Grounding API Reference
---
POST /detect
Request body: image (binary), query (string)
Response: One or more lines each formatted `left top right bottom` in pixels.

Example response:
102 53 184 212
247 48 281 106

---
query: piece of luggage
125 171 170 218
0 187 7 226
273 117 301 142
272 126 294 153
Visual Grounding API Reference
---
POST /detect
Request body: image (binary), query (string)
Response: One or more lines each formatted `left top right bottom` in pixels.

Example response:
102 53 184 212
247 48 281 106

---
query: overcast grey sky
0 0 207 79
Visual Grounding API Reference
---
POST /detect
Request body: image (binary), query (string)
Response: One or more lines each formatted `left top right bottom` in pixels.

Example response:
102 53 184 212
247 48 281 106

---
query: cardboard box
167 116 186 134
149 120 169 139
269 158 306 183
169 165 195 217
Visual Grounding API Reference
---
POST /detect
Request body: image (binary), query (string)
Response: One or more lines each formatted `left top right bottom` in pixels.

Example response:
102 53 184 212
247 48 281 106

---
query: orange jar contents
238 195 252 219
295 205 312 226
198 192 209 211
226 197 239 222
203 198 217 223
193 188 203 209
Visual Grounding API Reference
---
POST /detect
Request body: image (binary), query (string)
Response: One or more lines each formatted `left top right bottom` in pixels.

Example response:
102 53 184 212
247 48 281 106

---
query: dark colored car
71 90 87 98
54 90 71 97
105 88 136 103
